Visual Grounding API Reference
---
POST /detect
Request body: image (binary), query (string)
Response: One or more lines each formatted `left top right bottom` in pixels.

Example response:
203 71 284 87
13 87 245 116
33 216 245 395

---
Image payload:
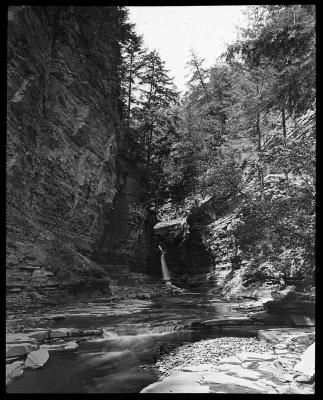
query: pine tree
120 31 146 126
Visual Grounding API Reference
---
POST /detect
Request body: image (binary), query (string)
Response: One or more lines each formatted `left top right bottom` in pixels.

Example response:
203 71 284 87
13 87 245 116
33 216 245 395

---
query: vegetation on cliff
121 5 315 285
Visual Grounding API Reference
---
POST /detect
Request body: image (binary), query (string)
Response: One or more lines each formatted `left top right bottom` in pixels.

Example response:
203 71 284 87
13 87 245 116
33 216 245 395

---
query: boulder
293 342 315 382
25 349 49 369
6 361 24 385
153 218 187 242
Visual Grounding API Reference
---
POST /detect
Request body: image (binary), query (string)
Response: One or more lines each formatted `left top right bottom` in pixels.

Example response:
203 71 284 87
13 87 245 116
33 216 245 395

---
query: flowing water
7 291 251 393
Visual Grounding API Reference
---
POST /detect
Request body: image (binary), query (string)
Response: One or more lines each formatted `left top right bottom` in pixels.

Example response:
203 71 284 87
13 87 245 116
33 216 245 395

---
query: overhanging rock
154 218 188 243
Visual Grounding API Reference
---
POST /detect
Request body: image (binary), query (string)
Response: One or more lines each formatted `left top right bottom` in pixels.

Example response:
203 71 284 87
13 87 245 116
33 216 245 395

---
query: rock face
264 296 315 317
7 6 152 308
152 211 213 281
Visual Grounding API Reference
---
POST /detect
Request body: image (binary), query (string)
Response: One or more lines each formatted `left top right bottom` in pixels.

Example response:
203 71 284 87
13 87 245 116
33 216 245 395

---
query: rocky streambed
143 333 315 394
6 289 315 393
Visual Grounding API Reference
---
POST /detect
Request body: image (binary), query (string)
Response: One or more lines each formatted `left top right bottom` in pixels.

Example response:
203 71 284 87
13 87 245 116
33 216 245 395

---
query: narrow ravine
7 5 315 395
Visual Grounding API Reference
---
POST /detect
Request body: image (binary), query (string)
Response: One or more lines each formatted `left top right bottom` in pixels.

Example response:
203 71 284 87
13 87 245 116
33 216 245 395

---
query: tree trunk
193 56 208 96
256 112 264 202
127 52 133 127
147 123 153 168
282 106 287 145
281 106 290 186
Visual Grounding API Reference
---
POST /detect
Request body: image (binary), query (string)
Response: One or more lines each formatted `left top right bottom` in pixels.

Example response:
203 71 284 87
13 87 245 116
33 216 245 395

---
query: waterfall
158 245 171 284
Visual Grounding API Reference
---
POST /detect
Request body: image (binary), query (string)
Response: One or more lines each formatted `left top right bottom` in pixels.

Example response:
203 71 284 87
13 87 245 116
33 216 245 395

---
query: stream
7 290 256 393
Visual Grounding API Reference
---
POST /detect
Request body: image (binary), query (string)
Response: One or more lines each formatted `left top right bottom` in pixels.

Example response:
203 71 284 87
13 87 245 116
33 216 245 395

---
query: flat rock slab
49 328 103 339
214 364 264 380
25 349 49 369
258 328 315 345
179 364 216 372
203 317 252 326
236 352 277 363
47 314 66 321
141 346 315 394
40 341 79 353
201 371 278 393
141 371 209 393
218 356 241 365
264 300 315 317
49 328 74 338
249 312 293 326
6 333 37 344
6 361 24 386
26 330 50 341
6 343 38 358
154 218 186 230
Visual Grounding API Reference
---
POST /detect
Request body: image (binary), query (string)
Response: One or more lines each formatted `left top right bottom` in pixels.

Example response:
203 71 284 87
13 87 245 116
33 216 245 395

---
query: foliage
119 6 315 283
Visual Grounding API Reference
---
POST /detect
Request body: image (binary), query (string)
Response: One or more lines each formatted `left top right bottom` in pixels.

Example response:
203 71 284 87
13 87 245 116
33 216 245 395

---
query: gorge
6 5 315 394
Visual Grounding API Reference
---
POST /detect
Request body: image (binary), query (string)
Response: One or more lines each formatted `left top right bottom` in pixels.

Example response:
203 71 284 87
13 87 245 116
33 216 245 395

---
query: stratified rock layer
7 6 152 308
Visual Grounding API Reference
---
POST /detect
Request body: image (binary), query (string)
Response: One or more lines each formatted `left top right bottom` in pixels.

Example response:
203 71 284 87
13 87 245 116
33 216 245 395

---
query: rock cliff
7 6 153 308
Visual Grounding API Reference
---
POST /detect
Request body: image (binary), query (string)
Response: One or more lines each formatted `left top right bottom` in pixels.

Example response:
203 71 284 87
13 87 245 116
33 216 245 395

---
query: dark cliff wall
97 158 156 269
6 6 151 308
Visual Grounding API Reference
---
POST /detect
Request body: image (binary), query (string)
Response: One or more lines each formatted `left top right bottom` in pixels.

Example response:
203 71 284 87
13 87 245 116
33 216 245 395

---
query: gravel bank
155 337 274 378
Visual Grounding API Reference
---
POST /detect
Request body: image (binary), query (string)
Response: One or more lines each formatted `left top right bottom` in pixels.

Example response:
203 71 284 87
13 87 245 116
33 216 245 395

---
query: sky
127 6 249 94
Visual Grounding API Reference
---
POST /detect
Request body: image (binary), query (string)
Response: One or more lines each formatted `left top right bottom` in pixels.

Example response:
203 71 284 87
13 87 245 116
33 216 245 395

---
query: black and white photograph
6 5 315 394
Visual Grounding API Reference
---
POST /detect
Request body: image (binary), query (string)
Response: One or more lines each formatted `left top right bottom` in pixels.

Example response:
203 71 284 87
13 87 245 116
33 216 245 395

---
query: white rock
25 349 49 369
293 342 315 381
275 349 289 355
64 342 79 351
6 361 24 385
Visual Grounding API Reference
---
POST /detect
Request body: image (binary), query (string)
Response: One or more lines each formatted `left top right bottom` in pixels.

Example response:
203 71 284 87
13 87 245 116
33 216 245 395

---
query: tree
133 50 179 169
120 30 146 126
